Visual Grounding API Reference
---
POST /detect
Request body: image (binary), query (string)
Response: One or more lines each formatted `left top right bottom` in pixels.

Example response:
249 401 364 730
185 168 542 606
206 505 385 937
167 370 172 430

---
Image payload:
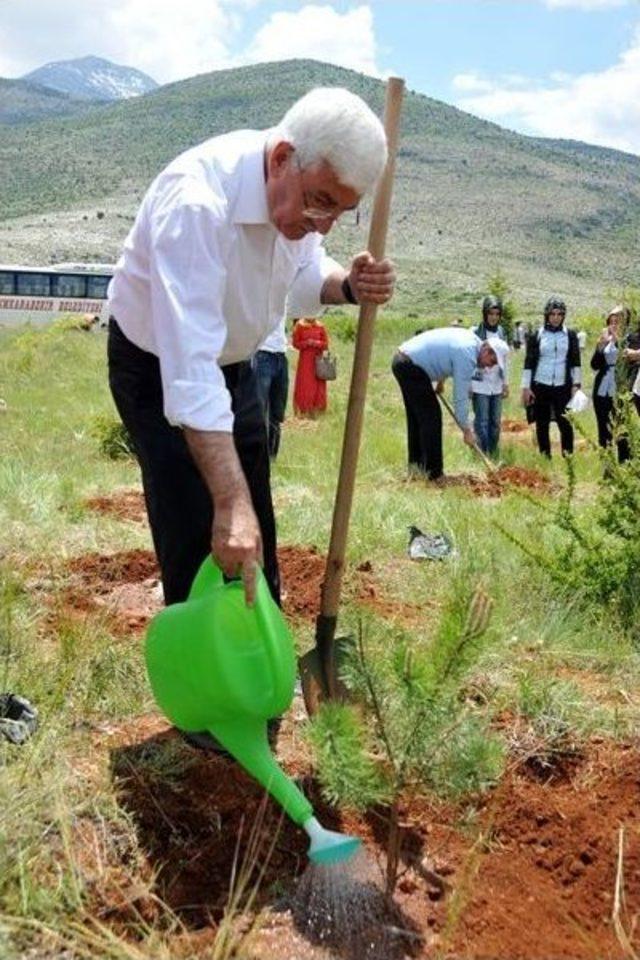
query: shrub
500 400 640 642
90 414 135 460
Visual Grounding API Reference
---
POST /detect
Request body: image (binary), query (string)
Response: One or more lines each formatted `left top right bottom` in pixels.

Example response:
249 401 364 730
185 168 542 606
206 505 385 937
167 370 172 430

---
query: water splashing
289 848 421 959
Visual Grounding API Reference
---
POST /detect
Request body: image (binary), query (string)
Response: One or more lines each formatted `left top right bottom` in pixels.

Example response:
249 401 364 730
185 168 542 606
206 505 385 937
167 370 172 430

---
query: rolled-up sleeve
287 238 341 317
149 186 233 432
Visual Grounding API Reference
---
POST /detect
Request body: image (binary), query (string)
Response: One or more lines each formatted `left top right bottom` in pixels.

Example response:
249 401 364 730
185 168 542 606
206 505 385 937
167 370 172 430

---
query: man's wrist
341 275 358 305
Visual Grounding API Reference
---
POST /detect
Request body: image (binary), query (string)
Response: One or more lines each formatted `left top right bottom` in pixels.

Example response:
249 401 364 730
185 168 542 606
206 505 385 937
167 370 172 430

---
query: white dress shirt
108 129 340 432
258 316 287 354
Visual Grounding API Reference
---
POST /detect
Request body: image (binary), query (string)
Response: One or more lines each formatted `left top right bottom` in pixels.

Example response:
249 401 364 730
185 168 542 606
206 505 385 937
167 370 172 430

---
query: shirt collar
232 132 272 226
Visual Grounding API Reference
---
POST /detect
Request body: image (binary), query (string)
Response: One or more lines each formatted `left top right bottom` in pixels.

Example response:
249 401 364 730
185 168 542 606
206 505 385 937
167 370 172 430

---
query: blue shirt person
392 327 500 480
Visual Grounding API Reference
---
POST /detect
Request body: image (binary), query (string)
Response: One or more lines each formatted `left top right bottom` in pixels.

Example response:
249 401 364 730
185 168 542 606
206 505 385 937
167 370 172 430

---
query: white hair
274 87 387 196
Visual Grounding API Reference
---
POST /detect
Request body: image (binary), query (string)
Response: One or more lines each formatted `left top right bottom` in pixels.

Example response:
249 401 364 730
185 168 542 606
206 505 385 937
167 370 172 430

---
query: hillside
23 56 158 102
0 78 96 125
1 58 639 314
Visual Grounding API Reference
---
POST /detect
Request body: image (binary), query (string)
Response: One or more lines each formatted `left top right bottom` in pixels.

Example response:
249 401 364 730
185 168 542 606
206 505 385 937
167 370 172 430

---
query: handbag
315 350 337 381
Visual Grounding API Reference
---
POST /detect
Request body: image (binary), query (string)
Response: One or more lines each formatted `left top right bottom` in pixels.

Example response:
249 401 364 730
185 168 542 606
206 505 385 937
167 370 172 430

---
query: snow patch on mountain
23 56 158 102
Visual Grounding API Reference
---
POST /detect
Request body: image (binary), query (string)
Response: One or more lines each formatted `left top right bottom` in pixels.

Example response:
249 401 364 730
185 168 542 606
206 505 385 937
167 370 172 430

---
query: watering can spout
209 717 313 826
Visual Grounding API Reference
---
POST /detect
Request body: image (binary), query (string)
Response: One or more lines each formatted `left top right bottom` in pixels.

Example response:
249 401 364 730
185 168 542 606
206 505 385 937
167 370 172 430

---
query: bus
0 263 115 327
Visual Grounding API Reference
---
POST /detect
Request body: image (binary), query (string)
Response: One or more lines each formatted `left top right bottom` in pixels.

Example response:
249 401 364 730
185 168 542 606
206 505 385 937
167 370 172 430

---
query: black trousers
107 319 279 606
392 353 443 479
593 394 631 463
532 382 573 457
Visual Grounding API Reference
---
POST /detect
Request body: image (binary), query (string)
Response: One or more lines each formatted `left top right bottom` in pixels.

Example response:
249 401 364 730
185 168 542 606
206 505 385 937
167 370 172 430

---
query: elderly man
108 87 394 615
392 327 500 480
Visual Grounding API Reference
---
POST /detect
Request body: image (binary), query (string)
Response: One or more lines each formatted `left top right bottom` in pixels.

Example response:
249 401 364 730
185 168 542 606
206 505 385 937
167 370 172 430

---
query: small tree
308 578 503 897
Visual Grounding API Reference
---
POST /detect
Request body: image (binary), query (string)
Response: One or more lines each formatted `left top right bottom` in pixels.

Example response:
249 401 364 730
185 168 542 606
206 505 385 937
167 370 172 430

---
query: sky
1 0 640 154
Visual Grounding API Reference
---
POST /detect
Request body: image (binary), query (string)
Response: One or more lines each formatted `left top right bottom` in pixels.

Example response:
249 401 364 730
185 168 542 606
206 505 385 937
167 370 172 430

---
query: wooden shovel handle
318 77 405 637
438 393 497 474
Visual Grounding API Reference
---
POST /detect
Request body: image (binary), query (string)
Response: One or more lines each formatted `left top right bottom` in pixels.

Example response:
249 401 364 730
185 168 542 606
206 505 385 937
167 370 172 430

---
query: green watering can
145 557 360 865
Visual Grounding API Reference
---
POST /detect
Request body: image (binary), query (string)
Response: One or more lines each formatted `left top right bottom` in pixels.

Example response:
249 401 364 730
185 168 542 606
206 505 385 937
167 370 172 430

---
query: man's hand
571 384 580 397
502 384 510 399
435 379 445 395
462 426 477 447
522 387 534 406
212 495 263 605
184 428 263 606
348 252 395 305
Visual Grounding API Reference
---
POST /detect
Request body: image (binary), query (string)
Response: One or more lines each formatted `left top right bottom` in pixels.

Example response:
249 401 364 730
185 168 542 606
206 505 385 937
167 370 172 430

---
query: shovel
438 392 501 473
299 76 405 716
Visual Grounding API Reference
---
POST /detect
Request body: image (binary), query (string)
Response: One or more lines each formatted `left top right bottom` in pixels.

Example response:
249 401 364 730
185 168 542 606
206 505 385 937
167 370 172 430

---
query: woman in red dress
292 318 329 416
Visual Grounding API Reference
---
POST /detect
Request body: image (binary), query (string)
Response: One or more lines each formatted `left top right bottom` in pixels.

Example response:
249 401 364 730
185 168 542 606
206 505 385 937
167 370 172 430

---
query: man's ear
268 141 295 178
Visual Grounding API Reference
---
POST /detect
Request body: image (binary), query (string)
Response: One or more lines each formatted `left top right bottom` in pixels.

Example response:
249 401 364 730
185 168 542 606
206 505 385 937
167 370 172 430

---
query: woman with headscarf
470 295 509 456
521 296 581 458
591 305 634 461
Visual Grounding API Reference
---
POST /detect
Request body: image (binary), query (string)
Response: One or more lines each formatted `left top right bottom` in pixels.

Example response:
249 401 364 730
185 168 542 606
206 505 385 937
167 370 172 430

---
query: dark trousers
533 382 573 457
392 353 443 479
107 319 279 607
593 394 631 463
253 350 289 459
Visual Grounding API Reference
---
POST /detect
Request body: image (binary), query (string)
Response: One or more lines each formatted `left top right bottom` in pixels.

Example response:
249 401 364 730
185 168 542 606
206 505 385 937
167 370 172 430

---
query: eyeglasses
293 157 357 223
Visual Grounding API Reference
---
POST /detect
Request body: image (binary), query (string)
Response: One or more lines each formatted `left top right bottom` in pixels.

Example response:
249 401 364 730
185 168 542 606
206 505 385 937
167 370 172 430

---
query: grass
1 312 640 956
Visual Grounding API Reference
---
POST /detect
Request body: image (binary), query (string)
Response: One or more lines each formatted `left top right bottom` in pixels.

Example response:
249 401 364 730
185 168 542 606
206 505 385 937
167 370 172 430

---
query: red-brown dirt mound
54 544 420 637
56 549 162 635
437 466 552 498
279 546 427 626
84 490 146 522
447 740 640 960
67 549 159 589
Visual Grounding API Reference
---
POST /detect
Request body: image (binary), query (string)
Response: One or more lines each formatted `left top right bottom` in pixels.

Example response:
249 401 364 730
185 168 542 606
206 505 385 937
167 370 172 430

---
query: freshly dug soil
436 466 552 498
85 489 146 523
279 545 426 626
54 543 419 637
446 740 640 960
97 717 640 960
55 549 162 635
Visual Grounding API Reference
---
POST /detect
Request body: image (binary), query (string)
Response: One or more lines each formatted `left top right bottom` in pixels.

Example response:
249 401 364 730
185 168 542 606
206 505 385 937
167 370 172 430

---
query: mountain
23 56 158 102
1 59 638 313
0 77 97 125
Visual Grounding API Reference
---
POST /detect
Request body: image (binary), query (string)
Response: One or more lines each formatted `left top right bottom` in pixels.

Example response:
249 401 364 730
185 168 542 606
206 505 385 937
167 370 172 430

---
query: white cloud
0 0 240 82
452 73 494 94
238 5 382 77
454 24 640 155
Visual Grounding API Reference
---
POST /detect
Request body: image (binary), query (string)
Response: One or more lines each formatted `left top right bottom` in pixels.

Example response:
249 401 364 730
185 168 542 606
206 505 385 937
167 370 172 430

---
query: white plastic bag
633 368 640 398
566 388 590 414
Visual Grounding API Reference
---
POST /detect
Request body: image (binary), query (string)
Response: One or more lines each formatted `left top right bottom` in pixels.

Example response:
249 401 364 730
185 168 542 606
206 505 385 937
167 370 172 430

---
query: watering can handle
187 556 225 600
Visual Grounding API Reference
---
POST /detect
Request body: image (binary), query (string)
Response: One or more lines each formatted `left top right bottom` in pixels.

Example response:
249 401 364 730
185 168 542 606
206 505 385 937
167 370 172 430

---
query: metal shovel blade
298 635 355 717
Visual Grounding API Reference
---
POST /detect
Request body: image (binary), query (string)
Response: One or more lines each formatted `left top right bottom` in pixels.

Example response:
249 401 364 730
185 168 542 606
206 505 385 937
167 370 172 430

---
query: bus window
51 274 87 298
0 271 15 295
16 272 51 296
86 275 111 299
